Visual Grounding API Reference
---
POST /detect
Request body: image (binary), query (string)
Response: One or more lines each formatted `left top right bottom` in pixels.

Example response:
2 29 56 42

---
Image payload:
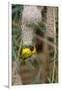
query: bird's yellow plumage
21 47 36 59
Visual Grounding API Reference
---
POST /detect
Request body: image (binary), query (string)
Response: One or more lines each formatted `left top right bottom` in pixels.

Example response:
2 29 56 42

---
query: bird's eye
30 46 34 51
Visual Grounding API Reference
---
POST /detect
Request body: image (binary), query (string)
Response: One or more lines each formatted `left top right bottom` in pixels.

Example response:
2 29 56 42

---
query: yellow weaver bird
21 46 36 59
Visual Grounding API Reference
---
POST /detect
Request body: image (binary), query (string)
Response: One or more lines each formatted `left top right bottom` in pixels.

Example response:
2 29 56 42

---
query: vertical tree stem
52 8 56 83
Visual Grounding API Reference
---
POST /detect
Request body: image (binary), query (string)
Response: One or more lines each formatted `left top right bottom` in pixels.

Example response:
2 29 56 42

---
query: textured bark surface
46 7 56 38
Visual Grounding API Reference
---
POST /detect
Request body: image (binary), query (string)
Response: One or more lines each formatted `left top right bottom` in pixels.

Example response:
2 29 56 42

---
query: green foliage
12 4 23 22
33 22 47 34
12 4 23 60
12 28 21 60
